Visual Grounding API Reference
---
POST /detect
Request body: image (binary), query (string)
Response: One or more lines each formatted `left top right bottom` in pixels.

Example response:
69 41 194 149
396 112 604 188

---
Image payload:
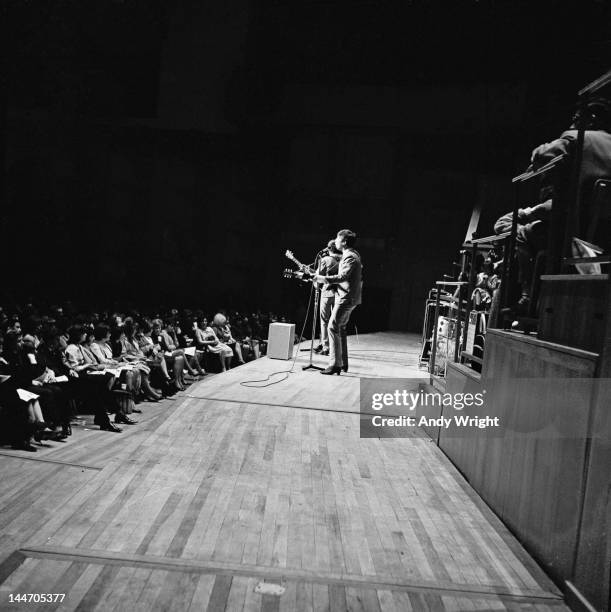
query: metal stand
302 284 324 371
428 280 468 383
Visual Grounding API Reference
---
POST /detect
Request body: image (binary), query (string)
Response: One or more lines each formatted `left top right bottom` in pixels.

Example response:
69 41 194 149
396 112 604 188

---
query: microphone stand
302 249 325 371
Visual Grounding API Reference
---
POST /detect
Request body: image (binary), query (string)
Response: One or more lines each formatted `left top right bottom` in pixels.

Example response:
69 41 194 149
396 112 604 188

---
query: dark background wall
2 0 610 331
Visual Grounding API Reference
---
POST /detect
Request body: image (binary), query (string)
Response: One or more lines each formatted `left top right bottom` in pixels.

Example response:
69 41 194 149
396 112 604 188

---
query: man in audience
7 318 21 335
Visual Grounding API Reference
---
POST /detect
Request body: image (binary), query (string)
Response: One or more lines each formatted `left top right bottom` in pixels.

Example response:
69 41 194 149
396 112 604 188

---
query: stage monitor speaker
267 323 295 360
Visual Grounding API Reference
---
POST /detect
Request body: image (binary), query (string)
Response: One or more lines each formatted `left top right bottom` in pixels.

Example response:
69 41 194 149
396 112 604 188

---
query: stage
0 332 566 611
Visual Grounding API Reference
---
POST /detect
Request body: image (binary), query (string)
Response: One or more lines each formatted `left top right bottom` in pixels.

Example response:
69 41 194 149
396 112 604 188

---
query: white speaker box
267 323 295 360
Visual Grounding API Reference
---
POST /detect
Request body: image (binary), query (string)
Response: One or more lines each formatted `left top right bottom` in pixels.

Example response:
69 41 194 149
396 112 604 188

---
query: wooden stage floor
0 332 567 611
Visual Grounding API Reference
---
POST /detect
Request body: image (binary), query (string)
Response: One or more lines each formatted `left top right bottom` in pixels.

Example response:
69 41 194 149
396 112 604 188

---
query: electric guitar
283 268 315 282
285 250 315 275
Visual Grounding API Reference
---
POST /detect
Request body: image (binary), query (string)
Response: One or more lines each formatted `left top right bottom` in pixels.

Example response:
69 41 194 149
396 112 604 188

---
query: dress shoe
342 364 349 372
313 344 324 354
33 430 47 443
321 366 342 376
162 383 177 397
100 423 122 433
115 415 137 425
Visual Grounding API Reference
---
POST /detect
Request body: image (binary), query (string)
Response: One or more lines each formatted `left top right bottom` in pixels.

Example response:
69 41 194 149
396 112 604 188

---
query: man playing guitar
315 240 342 356
313 229 362 375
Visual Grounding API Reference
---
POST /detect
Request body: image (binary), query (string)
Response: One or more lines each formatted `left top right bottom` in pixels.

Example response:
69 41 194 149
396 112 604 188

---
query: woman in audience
37 326 77 436
63 325 122 432
165 318 203 380
233 315 260 361
118 318 162 402
189 319 209 366
196 316 233 372
136 319 174 390
152 319 188 390
212 313 245 365
176 318 206 377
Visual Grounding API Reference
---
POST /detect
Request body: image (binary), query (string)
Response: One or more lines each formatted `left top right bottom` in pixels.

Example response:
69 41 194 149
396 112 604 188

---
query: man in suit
497 96 611 311
314 239 342 356
314 229 362 375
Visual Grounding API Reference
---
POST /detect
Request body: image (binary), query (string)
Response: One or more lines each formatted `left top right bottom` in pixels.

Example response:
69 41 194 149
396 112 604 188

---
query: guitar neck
286 252 312 273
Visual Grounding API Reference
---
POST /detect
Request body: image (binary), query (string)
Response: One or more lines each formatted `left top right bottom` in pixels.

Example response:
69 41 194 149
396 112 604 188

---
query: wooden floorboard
15 545 562 600
0 333 568 611
0 555 567 611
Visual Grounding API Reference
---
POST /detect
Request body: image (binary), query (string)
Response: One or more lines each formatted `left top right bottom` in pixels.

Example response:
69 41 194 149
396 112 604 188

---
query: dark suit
323 248 363 368
530 129 611 239
317 253 341 350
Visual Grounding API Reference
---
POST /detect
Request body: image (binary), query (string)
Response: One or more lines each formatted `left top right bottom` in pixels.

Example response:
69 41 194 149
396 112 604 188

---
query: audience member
212 313 245 365
197 316 233 372
495 96 611 311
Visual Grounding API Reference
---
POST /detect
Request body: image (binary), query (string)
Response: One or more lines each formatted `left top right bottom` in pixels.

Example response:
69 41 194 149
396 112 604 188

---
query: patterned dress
196 327 233 358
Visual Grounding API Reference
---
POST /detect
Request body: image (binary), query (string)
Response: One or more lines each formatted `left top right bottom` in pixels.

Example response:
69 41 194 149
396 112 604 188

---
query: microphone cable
238 258 318 388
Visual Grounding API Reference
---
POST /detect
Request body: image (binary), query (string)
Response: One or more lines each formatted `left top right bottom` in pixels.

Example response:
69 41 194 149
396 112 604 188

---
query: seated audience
0 300 284 447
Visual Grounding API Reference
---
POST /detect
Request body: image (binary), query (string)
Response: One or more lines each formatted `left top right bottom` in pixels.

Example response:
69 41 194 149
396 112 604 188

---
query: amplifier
267 323 295 360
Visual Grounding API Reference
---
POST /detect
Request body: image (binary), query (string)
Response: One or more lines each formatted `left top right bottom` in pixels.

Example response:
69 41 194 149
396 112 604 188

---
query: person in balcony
496 96 611 312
